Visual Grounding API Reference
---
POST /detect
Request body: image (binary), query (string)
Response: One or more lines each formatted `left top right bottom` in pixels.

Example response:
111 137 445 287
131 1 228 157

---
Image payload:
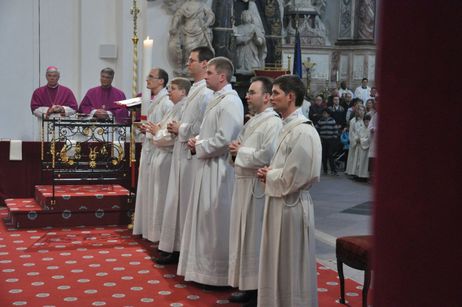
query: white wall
0 0 39 140
0 0 173 141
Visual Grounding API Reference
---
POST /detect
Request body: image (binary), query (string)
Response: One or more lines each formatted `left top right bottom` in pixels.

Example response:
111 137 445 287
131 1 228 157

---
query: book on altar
115 97 142 107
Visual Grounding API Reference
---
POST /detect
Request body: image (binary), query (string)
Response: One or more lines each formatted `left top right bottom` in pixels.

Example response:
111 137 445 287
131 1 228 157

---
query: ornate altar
41 116 134 207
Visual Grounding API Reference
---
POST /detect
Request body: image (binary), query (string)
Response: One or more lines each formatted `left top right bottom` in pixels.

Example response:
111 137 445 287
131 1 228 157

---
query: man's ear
287 91 295 104
263 92 271 104
219 73 226 83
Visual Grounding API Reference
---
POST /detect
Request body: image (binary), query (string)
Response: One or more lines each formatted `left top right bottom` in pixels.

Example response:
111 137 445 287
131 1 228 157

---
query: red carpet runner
0 207 363 306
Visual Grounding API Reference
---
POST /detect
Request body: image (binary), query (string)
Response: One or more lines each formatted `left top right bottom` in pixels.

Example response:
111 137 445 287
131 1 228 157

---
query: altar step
4 184 134 228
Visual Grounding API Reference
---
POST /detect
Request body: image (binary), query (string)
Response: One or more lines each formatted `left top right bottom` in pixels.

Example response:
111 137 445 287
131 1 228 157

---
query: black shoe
198 283 230 291
229 290 257 303
154 252 179 265
242 298 258 307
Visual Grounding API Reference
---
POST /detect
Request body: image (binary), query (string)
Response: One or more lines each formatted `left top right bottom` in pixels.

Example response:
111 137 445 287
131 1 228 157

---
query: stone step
4 184 134 229
5 207 132 228
35 184 131 210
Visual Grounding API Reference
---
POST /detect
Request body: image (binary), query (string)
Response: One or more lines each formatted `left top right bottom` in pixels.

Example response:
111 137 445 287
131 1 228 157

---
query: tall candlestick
336 70 339 82
141 36 153 121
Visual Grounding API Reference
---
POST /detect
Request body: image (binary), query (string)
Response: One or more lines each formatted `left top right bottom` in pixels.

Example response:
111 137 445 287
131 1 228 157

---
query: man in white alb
144 77 191 245
257 75 322 307
132 68 173 241
156 47 214 264
177 57 243 286
228 76 282 306
354 77 371 102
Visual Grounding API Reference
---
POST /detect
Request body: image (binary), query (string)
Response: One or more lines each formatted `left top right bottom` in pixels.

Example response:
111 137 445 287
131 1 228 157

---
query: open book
115 97 142 107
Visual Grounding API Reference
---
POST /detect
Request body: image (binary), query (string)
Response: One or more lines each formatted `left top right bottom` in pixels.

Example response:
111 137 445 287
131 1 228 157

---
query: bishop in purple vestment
30 66 78 119
79 68 128 123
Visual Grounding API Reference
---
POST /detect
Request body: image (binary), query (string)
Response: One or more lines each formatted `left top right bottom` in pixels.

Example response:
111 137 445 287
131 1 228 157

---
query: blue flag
293 30 302 78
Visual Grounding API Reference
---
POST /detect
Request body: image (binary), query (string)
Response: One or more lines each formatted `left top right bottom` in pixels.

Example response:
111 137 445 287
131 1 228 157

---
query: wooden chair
336 235 372 307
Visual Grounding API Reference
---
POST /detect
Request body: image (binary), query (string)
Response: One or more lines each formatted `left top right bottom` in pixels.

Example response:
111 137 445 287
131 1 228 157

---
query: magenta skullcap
46 66 59 73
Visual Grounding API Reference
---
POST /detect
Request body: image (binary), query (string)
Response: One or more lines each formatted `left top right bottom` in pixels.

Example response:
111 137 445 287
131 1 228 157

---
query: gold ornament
83 127 91 136
60 144 69 163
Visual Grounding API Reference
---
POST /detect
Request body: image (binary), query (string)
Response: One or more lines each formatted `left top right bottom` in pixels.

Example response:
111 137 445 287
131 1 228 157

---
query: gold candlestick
128 0 140 230
131 0 140 98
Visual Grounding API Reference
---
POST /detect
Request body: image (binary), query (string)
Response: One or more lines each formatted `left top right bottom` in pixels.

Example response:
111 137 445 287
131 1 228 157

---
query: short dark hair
101 67 114 78
208 57 234 82
352 97 363 106
250 76 273 94
156 68 169 88
170 77 191 95
191 46 215 62
362 78 368 82
273 75 306 107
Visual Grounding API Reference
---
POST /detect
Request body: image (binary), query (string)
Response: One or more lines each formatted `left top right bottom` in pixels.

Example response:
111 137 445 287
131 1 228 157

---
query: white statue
285 0 316 12
168 0 215 76
234 10 267 74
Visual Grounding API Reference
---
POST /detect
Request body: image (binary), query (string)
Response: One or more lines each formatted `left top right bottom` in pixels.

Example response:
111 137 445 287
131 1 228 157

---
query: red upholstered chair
336 235 373 307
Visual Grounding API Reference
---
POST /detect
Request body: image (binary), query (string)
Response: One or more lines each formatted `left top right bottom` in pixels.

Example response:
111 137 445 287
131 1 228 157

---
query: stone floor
311 172 373 283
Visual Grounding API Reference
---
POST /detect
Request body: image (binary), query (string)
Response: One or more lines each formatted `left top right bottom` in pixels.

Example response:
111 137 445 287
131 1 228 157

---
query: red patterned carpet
0 207 363 306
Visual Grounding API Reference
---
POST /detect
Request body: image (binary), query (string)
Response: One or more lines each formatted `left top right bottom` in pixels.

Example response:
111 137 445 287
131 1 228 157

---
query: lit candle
141 36 153 122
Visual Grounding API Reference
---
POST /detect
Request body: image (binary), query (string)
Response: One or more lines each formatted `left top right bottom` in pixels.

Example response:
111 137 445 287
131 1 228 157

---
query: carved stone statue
285 0 315 12
168 0 215 76
233 10 267 74
357 0 376 40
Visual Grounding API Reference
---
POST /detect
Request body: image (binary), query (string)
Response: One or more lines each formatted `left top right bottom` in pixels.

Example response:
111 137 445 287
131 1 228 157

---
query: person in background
30 66 78 119
79 68 128 123
316 108 339 175
354 77 371 102
328 95 346 130
308 95 324 126
338 80 354 99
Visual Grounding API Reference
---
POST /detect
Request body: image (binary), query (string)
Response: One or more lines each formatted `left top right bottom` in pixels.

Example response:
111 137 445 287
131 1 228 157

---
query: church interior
0 1 459 306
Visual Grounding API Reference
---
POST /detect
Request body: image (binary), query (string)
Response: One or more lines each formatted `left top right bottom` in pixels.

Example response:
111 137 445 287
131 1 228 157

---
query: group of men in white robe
345 103 375 179
132 46 322 307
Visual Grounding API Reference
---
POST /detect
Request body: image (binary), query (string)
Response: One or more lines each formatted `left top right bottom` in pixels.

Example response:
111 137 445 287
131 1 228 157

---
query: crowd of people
308 78 378 181
30 47 378 306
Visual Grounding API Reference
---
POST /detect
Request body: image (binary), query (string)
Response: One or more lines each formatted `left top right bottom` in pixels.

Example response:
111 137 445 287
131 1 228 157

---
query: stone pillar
211 0 234 60
355 0 376 41
338 0 376 42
